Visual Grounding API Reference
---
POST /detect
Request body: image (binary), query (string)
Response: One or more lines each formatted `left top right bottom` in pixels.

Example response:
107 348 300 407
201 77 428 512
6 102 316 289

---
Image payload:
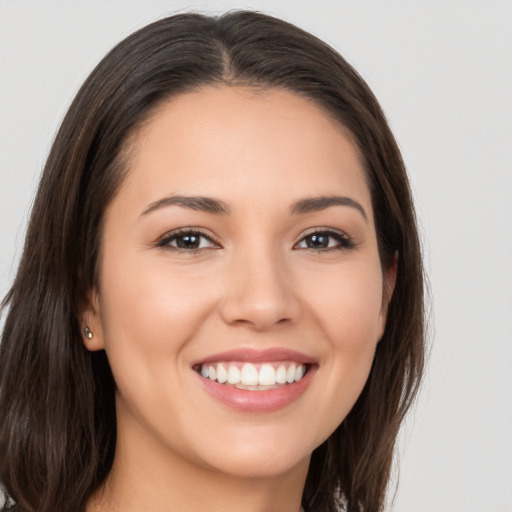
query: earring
84 326 93 339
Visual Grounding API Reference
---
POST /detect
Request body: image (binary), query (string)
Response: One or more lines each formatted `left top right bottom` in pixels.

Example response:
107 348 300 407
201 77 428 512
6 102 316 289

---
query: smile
192 348 316 412
196 361 308 390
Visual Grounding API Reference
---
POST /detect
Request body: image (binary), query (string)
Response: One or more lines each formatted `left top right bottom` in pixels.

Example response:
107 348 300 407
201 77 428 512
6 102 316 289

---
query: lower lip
196 367 315 413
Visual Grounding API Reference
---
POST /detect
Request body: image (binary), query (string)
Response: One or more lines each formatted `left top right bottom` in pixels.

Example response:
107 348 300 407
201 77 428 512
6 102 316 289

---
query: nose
219 246 302 331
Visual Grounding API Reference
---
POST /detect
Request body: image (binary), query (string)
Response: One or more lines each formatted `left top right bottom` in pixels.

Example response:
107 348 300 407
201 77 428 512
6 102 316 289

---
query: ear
378 251 398 340
80 287 105 351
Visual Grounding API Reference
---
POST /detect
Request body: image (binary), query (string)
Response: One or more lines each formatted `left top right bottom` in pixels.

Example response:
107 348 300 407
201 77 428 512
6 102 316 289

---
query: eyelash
156 228 220 253
156 227 355 253
294 229 355 251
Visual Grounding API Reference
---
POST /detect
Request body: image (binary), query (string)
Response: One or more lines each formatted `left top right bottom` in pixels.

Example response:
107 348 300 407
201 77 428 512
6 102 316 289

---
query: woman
0 11 425 512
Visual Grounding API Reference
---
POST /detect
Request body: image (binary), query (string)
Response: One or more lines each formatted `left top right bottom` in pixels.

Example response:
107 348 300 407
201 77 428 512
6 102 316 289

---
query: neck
87 414 309 512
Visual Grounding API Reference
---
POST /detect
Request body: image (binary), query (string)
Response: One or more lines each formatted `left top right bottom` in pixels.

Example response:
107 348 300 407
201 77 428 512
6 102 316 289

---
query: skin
83 86 396 512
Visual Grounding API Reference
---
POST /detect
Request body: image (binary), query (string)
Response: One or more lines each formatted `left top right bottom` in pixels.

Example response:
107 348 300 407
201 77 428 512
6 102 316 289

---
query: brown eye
157 229 219 252
175 233 202 249
304 233 330 249
295 230 354 251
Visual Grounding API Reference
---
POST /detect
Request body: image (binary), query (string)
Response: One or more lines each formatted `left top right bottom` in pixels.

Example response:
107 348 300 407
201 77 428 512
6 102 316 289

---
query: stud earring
84 326 93 339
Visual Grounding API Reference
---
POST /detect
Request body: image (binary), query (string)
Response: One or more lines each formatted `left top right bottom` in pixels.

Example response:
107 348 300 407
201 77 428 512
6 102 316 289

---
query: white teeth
286 363 296 383
276 365 287 384
240 363 259 386
199 361 308 388
217 364 228 383
258 364 276 386
227 365 241 384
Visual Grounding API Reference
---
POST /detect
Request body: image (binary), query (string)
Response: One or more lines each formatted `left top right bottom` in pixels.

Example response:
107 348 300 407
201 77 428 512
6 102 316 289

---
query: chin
192 428 316 479
209 449 311 480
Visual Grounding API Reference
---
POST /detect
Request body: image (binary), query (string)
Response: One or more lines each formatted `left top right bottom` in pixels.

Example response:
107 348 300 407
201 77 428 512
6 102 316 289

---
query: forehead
120 85 371 215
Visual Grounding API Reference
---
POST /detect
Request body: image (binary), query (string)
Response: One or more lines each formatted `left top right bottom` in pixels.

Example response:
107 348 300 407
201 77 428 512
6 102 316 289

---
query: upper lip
192 348 316 366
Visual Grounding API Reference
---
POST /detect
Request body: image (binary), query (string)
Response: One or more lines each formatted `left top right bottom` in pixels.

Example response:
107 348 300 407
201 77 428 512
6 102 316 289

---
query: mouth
192 348 316 412
194 361 309 390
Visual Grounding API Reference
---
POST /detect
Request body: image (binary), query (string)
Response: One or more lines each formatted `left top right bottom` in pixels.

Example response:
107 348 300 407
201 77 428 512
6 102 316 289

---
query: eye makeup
155 226 356 254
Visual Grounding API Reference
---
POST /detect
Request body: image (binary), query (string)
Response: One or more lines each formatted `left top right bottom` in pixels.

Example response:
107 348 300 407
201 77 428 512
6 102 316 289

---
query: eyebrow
140 194 367 221
290 196 368 221
141 195 231 216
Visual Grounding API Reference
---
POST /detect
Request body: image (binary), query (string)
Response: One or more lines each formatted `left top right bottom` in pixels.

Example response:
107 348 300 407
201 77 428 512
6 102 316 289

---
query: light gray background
1 1 511 510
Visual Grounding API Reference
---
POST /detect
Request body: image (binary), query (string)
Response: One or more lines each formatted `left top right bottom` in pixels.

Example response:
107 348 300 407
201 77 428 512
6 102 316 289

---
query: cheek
100 256 212 338
97 257 216 388
95 257 221 438
303 258 385 345
297 260 384 420
327 274 383 373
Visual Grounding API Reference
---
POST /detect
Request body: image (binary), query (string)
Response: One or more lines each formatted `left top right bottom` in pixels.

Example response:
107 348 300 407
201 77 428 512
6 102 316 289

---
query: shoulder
0 484 15 510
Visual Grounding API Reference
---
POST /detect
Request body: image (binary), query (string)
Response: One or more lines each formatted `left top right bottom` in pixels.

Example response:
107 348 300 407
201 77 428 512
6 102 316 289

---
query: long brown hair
0 11 426 512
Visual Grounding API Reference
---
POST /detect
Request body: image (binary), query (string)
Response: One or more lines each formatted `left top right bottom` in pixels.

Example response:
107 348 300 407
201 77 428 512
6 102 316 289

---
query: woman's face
84 86 395 479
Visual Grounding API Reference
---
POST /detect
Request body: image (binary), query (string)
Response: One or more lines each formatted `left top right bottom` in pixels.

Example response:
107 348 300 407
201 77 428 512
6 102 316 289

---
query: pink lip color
197 370 315 412
197 368 316 412
192 347 315 366
193 348 317 412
